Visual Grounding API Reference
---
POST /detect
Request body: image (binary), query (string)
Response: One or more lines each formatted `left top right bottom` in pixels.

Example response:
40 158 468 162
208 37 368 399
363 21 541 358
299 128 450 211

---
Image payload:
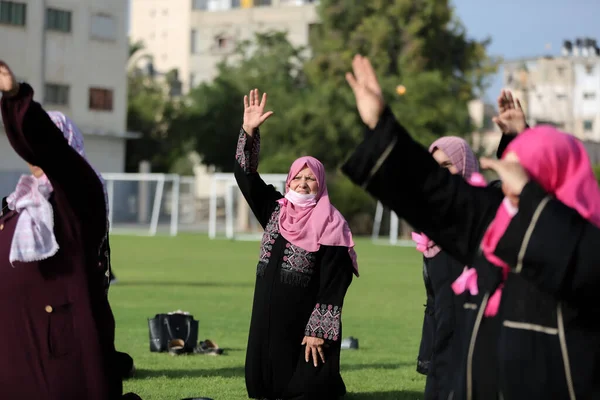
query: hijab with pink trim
276 156 358 276
481 125 600 316
412 137 482 258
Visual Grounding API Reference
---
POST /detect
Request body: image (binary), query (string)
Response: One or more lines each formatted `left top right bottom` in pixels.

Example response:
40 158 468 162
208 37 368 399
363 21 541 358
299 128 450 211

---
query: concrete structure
0 0 131 195
503 38 600 141
129 0 318 93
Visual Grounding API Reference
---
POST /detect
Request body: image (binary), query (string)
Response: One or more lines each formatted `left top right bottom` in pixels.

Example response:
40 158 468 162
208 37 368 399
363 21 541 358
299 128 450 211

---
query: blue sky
453 0 600 102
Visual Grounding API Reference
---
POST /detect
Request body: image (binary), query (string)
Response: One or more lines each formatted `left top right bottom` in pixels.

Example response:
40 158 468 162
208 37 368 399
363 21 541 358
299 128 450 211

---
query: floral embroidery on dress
235 128 260 173
280 242 317 287
305 303 341 341
256 205 280 277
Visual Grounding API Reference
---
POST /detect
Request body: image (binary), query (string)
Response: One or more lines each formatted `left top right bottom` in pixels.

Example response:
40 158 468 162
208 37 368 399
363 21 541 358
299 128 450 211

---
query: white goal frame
372 201 414 246
208 172 288 239
102 172 192 236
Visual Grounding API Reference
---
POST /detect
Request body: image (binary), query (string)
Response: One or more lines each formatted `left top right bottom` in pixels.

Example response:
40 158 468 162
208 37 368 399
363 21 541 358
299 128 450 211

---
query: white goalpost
102 172 196 236
208 172 288 240
371 201 414 246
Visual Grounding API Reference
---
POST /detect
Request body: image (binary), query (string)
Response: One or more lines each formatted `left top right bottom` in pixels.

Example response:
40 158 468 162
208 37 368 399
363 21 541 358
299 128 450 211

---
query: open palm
345 55 385 129
242 88 273 134
0 61 17 93
493 90 526 134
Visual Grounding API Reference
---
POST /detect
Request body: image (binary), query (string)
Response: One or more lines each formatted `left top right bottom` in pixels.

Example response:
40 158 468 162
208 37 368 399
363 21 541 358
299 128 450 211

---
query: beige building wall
129 0 191 91
0 0 130 176
129 0 318 93
503 50 600 142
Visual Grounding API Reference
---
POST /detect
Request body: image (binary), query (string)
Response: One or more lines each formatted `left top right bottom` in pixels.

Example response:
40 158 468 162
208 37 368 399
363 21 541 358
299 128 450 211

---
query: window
44 83 69 105
231 0 241 7
0 1 26 26
556 93 567 100
89 88 113 111
584 92 596 100
584 120 593 132
217 36 228 49
192 0 208 10
90 14 116 41
190 29 198 53
46 8 71 32
255 0 272 5
586 64 594 75
557 66 565 76
189 73 196 90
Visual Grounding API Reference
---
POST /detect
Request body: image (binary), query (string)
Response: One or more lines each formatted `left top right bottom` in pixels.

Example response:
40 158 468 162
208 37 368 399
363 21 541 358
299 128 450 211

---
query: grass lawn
110 234 426 400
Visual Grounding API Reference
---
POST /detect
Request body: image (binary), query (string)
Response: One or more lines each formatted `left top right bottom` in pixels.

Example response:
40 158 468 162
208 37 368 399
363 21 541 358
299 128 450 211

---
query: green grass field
110 234 426 400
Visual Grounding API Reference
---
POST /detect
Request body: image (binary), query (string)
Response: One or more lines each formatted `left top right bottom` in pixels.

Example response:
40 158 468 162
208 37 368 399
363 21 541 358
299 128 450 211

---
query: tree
305 0 500 149
125 40 188 172
172 31 310 173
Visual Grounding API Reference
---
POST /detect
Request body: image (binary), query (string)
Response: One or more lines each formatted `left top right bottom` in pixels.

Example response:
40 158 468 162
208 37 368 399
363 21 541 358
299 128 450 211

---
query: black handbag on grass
148 312 199 353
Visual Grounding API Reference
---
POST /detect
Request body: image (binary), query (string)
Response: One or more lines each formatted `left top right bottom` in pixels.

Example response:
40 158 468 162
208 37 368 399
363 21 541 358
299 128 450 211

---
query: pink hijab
429 136 479 179
481 125 600 315
414 137 481 258
276 156 358 276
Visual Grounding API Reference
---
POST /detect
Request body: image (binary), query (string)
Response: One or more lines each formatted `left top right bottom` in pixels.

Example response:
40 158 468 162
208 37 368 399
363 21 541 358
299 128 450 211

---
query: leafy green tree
305 0 500 149
125 41 188 172
173 31 309 173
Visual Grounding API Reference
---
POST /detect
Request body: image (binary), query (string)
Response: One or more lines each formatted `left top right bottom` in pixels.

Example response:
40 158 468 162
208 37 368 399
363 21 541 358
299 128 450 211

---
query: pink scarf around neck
276 156 358 276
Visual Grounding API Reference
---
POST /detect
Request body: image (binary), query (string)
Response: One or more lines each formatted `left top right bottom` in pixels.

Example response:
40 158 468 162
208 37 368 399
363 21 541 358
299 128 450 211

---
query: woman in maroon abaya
0 60 132 399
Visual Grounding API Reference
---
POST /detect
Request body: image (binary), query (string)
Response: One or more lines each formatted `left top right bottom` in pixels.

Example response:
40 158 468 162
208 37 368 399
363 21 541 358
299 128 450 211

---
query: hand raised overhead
345 55 385 129
0 61 19 96
493 89 527 135
242 88 274 136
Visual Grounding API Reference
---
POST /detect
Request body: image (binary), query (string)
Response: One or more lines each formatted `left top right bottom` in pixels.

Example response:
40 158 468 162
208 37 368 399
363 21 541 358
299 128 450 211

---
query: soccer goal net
207 172 288 241
102 173 197 236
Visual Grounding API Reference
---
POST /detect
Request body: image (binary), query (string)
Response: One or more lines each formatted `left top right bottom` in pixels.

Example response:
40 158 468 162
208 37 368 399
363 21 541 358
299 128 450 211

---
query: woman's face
289 166 319 195
432 149 459 175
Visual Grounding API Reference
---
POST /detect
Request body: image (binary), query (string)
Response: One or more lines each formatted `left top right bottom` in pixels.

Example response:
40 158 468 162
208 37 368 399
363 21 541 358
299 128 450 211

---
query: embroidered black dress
234 129 354 400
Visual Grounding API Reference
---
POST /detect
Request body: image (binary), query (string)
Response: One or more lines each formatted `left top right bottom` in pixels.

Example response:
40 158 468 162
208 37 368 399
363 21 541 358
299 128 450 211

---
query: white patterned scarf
7 111 108 264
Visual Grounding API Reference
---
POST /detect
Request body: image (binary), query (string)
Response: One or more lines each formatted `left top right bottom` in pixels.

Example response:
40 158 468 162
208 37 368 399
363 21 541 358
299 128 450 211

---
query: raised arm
0 63 106 246
341 110 502 264
493 89 528 158
233 89 283 228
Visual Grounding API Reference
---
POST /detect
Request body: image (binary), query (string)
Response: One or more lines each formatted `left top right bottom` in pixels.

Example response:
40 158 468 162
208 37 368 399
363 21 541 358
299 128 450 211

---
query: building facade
0 0 130 195
503 38 600 141
129 0 318 93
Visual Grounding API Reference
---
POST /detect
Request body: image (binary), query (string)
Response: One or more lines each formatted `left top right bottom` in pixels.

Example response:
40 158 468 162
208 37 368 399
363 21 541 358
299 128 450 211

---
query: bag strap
163 316 193 343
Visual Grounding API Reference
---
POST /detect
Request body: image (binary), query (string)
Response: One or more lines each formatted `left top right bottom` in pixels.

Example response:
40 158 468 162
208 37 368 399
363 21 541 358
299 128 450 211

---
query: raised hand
345 55 385 129
242 88 273 135
480 156 530 206
493 89 527 135
0 61 18 96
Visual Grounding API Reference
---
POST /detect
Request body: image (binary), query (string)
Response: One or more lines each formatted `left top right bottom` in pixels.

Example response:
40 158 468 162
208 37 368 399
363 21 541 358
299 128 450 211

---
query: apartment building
0 0 131 195
503 38 600 141
129 0 318 93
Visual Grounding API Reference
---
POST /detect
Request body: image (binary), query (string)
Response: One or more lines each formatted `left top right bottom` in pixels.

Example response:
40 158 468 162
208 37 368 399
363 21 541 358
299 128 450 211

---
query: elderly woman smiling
234 89 358 400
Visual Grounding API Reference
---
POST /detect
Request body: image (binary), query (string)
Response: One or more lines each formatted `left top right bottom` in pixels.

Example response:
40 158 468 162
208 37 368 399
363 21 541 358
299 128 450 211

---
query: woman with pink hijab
415 136 484 400
343 55 600 399
235 89 357 400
